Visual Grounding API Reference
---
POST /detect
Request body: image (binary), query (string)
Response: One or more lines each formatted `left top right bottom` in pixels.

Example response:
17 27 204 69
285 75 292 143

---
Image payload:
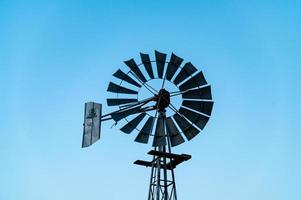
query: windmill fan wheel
106 50 213 147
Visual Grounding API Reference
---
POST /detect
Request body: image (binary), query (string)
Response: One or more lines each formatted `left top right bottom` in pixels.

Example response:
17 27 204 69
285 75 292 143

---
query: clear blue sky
1 0 300 199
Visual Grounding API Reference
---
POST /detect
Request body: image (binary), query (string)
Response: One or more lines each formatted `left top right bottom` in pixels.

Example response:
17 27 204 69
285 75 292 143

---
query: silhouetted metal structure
82 51 214 200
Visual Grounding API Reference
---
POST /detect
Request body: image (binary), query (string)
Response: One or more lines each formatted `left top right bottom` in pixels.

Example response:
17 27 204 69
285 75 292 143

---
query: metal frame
83 51 213 199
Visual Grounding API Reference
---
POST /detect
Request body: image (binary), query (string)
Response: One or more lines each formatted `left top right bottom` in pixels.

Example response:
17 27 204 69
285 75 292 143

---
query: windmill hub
155 89 170 111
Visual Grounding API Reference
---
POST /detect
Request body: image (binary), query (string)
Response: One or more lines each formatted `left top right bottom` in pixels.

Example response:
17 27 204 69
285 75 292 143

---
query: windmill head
82 50 214 148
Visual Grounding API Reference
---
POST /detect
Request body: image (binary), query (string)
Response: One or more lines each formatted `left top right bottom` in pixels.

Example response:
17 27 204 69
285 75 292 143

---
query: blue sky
1 0 300 199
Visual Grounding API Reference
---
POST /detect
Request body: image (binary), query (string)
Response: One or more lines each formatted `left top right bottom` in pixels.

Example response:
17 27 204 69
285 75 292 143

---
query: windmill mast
148 110 179 200
135 89 189 200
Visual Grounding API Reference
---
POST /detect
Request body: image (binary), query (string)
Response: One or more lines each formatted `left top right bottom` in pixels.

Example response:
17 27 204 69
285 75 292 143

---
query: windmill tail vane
81 50 214 200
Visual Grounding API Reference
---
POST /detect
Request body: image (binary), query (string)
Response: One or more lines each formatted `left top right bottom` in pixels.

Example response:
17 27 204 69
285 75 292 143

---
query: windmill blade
140 53 154 79
179 107 209 130
113 69 141 88
173 62 197 85
124 59 147 83
135 116 155 144
107 82 138 94
165 53 183 81
110 106 142 122
152 114 166 146
173 114 200 141
182 85 212 100
179 71 207 91
166 117 185 147
182 100 214 116
107 98 138 106
155 50 167 78
120 113 146 134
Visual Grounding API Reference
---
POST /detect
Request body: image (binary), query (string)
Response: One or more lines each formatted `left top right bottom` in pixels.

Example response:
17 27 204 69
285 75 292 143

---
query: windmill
82 51 214 200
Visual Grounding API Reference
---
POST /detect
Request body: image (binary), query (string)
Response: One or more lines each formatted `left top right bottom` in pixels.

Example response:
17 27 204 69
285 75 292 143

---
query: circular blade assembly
106 50 214 147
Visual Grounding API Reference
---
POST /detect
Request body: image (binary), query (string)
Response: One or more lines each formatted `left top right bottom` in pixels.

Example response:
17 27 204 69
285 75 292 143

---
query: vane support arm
100 96 158 123
101 95 156 119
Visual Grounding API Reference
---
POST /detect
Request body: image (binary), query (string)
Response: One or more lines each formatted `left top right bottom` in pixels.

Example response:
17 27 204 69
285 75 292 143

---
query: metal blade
165 53 183 81
107 82 138 94
120 113 146 134
182 100 214 116
173 62 197 85
155 50 167 78
110 106 142 122
179 71 207 91
152 114 166 146
140 53 154 79
182 85 212 100
173 114 200 141
124 59 147 82
107 98 138 106
166 117 185 147
135 116 155 144
179 107 209 130
113 69 141 88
